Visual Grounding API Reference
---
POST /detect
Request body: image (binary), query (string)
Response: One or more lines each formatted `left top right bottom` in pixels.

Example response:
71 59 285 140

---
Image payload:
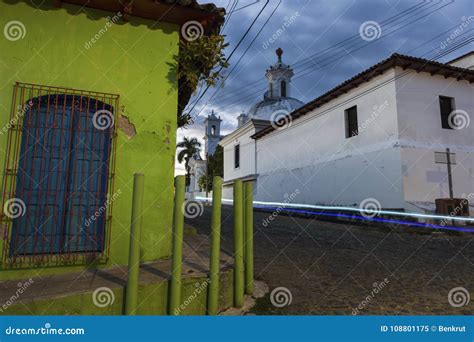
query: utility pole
435 148 455 199
446 148 454 199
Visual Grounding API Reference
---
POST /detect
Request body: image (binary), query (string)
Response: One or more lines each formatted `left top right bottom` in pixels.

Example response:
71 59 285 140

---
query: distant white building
220 50 474 214
188 111 224 195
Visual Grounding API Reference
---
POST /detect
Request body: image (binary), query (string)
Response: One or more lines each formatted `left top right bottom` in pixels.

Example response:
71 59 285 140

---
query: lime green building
0 0 223 288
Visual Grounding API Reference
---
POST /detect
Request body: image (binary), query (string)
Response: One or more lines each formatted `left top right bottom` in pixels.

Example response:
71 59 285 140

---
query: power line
206 0 455 112
185 0 270 117
194 0 282 119
293 0 434 70
219 28 471 115
221 0 238 32
211 1 440 104
293 0 454 80
215 0 453 107
230 0 262 14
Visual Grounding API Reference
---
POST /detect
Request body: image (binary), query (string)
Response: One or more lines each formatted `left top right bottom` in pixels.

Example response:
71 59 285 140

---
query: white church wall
400 147 474 205
256 147 405 208
256 69 407 208
394 68 474 204
222 123 257 182
222 187 234 201
395 68 474 147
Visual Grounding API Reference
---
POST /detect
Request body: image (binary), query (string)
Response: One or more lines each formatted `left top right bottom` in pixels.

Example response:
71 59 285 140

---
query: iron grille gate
1 83 118 268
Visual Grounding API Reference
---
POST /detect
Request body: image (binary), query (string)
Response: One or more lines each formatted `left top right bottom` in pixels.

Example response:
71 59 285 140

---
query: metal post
233 180 244 307
446 148 454 199
244 181 254 295
207 176 222 315
125 173 144 315
169 175 186 315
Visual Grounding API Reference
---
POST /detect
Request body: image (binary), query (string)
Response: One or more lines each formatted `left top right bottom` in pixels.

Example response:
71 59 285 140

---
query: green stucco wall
0 1 179 280
1 271 234 315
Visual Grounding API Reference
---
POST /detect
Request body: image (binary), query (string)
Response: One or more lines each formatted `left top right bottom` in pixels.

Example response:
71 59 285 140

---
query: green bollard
169 175 186 315
125 173 145 315
244 181 254 295
207 176 223 315
233 179 244 307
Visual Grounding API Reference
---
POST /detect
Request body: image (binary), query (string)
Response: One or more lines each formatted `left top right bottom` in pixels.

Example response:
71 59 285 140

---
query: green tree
199 145 223 192
177 137 201 185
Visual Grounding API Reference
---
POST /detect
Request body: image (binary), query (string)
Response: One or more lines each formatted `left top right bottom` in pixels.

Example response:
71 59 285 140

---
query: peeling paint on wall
118 114 137 138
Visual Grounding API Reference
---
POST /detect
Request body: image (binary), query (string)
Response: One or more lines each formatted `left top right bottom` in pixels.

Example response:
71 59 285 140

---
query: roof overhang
52 0 225 29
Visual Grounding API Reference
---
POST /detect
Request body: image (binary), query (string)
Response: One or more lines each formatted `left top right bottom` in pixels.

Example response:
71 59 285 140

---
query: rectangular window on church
345 106 358 138
439 96 455 129
234 144 240 169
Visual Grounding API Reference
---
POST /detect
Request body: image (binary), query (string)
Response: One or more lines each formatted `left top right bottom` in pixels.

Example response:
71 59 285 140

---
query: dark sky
176 0 473 174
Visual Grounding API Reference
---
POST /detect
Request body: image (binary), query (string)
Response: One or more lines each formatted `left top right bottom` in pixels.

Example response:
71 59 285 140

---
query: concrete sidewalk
0 234 234 315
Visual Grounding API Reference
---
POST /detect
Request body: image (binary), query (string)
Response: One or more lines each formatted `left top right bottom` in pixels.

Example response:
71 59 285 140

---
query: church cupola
264 48 294 100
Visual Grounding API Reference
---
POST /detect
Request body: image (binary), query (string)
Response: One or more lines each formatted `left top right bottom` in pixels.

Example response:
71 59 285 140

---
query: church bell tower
204 110 222 156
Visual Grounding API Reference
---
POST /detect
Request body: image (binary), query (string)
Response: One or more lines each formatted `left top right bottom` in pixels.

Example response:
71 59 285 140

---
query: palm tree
177 137 201 186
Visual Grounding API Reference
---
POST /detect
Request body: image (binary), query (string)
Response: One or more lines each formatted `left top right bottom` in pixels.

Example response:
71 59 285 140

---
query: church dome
248 97 304 121
245 48 304 121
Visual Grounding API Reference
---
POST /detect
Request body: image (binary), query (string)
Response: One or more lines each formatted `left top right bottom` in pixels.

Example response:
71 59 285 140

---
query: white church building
220 49 474 214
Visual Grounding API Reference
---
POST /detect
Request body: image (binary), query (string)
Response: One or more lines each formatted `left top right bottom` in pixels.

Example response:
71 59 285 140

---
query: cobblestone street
187 205 473 315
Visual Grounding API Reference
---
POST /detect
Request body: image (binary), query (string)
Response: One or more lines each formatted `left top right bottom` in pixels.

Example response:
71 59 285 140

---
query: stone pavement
187 205 473 315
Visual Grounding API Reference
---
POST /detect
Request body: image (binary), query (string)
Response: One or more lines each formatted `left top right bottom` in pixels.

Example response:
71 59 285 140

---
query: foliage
176 34 229 92
198 174 209 192
174 34 229 127
176 137 202 185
